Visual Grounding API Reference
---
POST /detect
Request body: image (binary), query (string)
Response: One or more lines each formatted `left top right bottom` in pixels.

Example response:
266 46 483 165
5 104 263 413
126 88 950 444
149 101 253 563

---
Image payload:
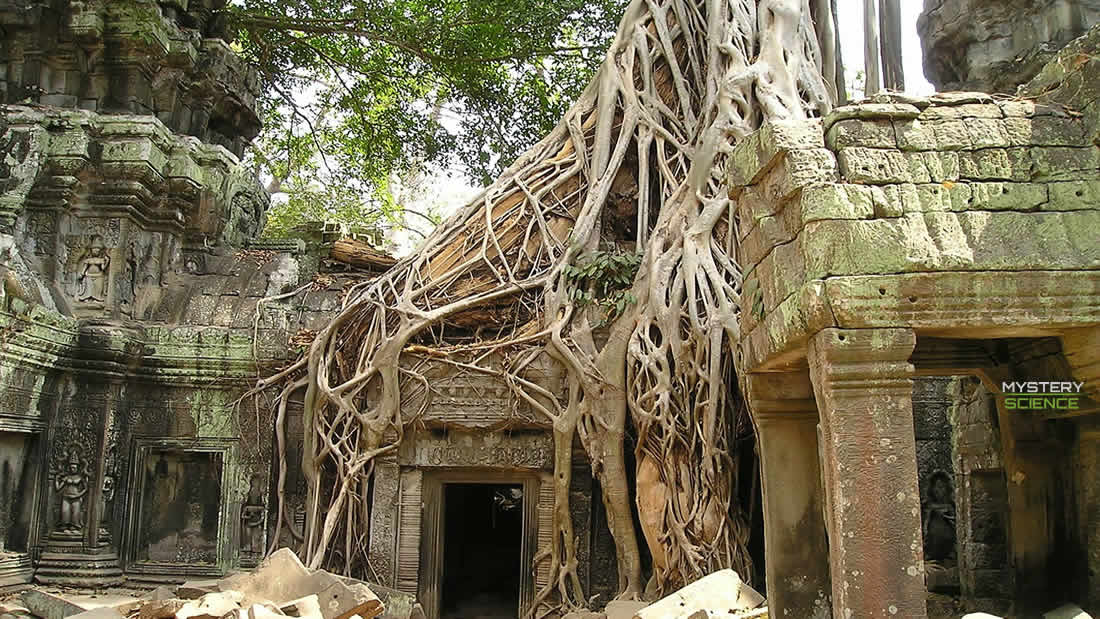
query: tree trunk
878 0 904 91
256 0 836 612
863 0 882 95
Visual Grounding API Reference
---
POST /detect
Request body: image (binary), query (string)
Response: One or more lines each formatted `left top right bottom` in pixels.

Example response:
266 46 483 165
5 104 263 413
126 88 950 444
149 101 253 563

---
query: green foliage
227 0 628 238
563 250 641 326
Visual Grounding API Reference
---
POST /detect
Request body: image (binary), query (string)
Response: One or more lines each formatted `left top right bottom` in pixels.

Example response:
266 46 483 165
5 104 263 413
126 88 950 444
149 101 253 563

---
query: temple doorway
440 483 524 619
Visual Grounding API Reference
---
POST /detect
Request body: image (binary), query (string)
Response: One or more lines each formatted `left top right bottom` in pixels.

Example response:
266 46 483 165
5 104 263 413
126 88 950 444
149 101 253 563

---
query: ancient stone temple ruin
0 1 1097 619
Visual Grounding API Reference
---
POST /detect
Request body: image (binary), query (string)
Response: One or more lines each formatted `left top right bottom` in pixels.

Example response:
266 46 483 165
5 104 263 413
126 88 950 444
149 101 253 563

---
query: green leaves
563 250 641 327
228 0 628 238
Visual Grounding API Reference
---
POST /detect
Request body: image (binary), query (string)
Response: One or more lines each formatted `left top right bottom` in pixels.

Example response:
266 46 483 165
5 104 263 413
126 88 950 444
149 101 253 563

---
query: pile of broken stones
564 570 767 619
0 556 771 619
2 549 423 619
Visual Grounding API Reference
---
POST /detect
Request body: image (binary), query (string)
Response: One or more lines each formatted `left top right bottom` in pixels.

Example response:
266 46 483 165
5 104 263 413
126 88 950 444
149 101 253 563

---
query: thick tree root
254 0 833 613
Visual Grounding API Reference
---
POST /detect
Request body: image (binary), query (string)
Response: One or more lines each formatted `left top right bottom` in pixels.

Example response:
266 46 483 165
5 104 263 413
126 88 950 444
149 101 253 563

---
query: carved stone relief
399 431 553 470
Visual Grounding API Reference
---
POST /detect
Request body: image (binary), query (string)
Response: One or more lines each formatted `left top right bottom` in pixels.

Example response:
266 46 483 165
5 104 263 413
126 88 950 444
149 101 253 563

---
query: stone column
808 328 926 619
1078 426 1100 613
368 453 401 588
745 371 831 619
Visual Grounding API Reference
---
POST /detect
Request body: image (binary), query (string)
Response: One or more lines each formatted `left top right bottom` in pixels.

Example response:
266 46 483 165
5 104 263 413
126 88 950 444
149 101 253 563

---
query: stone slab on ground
176 591 244 619
219 549 312 607
20 590 86 619
176 582 221 600
604 601 647 619
1043 605 1093 619
563 612 604 619
136 599 186 619
634 571 763 619
340 580 412 619
60 596 142 615
279 596 321 619
308 573 381 619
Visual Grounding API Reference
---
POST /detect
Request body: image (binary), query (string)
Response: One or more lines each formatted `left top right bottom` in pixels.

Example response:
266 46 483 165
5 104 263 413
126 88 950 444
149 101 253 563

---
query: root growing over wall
256 0 834 613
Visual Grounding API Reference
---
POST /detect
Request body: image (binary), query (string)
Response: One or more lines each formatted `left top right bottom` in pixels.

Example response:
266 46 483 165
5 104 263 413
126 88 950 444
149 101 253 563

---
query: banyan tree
254 0 871 614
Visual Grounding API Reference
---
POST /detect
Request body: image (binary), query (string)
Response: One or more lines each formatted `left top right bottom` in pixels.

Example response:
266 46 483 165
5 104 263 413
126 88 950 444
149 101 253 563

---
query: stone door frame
122 436 239 578
0 415 45 586
417 469 541 619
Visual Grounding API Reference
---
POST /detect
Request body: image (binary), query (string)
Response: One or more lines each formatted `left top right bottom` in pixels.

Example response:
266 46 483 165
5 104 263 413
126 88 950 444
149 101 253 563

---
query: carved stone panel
399 431 553 470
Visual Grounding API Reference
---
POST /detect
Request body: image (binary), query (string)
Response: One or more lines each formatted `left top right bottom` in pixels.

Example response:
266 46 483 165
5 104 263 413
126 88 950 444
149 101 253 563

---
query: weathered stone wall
947 377 1012 615
918 0 1100 93
733 91 1100 372
731 81 1100 615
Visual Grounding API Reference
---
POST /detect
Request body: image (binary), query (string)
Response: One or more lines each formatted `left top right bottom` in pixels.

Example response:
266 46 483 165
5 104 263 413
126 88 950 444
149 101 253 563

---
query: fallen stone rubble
7 549 424 619
565 570 767 619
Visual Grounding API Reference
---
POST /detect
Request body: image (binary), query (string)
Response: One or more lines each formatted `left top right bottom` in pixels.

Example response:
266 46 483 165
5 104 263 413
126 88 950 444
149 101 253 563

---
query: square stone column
745 371 831 619
808 328 926 619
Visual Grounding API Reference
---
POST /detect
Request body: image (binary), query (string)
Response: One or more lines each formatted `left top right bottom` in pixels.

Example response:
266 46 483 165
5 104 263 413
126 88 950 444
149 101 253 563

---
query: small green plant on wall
563 249 641 327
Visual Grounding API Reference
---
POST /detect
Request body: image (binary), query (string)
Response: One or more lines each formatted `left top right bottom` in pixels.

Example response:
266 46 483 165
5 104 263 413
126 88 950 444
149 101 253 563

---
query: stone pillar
368 453 400 588
745 371 831 619
808 328 926 619
1078 426 1100 613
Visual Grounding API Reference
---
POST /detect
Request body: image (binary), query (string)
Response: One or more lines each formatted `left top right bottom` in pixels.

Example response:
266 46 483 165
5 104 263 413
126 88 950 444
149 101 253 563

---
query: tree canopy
227 0 629 239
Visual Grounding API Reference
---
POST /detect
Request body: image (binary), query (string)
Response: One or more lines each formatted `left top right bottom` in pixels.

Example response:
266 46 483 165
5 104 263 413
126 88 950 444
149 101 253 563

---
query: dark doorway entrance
441 483 523 619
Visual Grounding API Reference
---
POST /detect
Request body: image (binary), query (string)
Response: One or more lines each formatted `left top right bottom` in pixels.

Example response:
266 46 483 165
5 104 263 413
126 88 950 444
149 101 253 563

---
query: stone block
919 103 1003 120
729 119 824 188
799 184 875 223
1042 603 1093 619
965 118 1012 149
1048 181 1100 210
1003 116 1089 146
146 587 175 601
137 599 186 619
177 580 221 599
307 572 383 619
958 148 1032 181
634 570 763 619
894 118 940 151
946 182 1049 213
603 600 647 619
562 613 604 619
20 591 85 619
1029 146 1100 181
279 596 321 619
825 118 896 149
823 103 922 131
176 591 244 619
838 148 958 184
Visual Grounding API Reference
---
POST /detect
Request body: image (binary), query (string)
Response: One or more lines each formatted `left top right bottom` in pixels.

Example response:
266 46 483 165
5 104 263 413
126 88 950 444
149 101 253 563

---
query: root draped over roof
257 0 835 614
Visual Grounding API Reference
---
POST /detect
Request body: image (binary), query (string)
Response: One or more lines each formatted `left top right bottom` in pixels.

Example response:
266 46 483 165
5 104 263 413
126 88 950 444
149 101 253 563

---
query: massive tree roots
258 0 834 614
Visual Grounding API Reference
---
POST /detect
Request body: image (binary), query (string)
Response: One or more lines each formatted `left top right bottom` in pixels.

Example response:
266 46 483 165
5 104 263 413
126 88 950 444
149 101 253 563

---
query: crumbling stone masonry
733 84 1100 617
0 3 621 605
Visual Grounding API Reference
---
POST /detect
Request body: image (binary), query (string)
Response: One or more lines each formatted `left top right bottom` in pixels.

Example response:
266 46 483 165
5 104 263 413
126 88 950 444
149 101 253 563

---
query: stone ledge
739 271 1100 372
